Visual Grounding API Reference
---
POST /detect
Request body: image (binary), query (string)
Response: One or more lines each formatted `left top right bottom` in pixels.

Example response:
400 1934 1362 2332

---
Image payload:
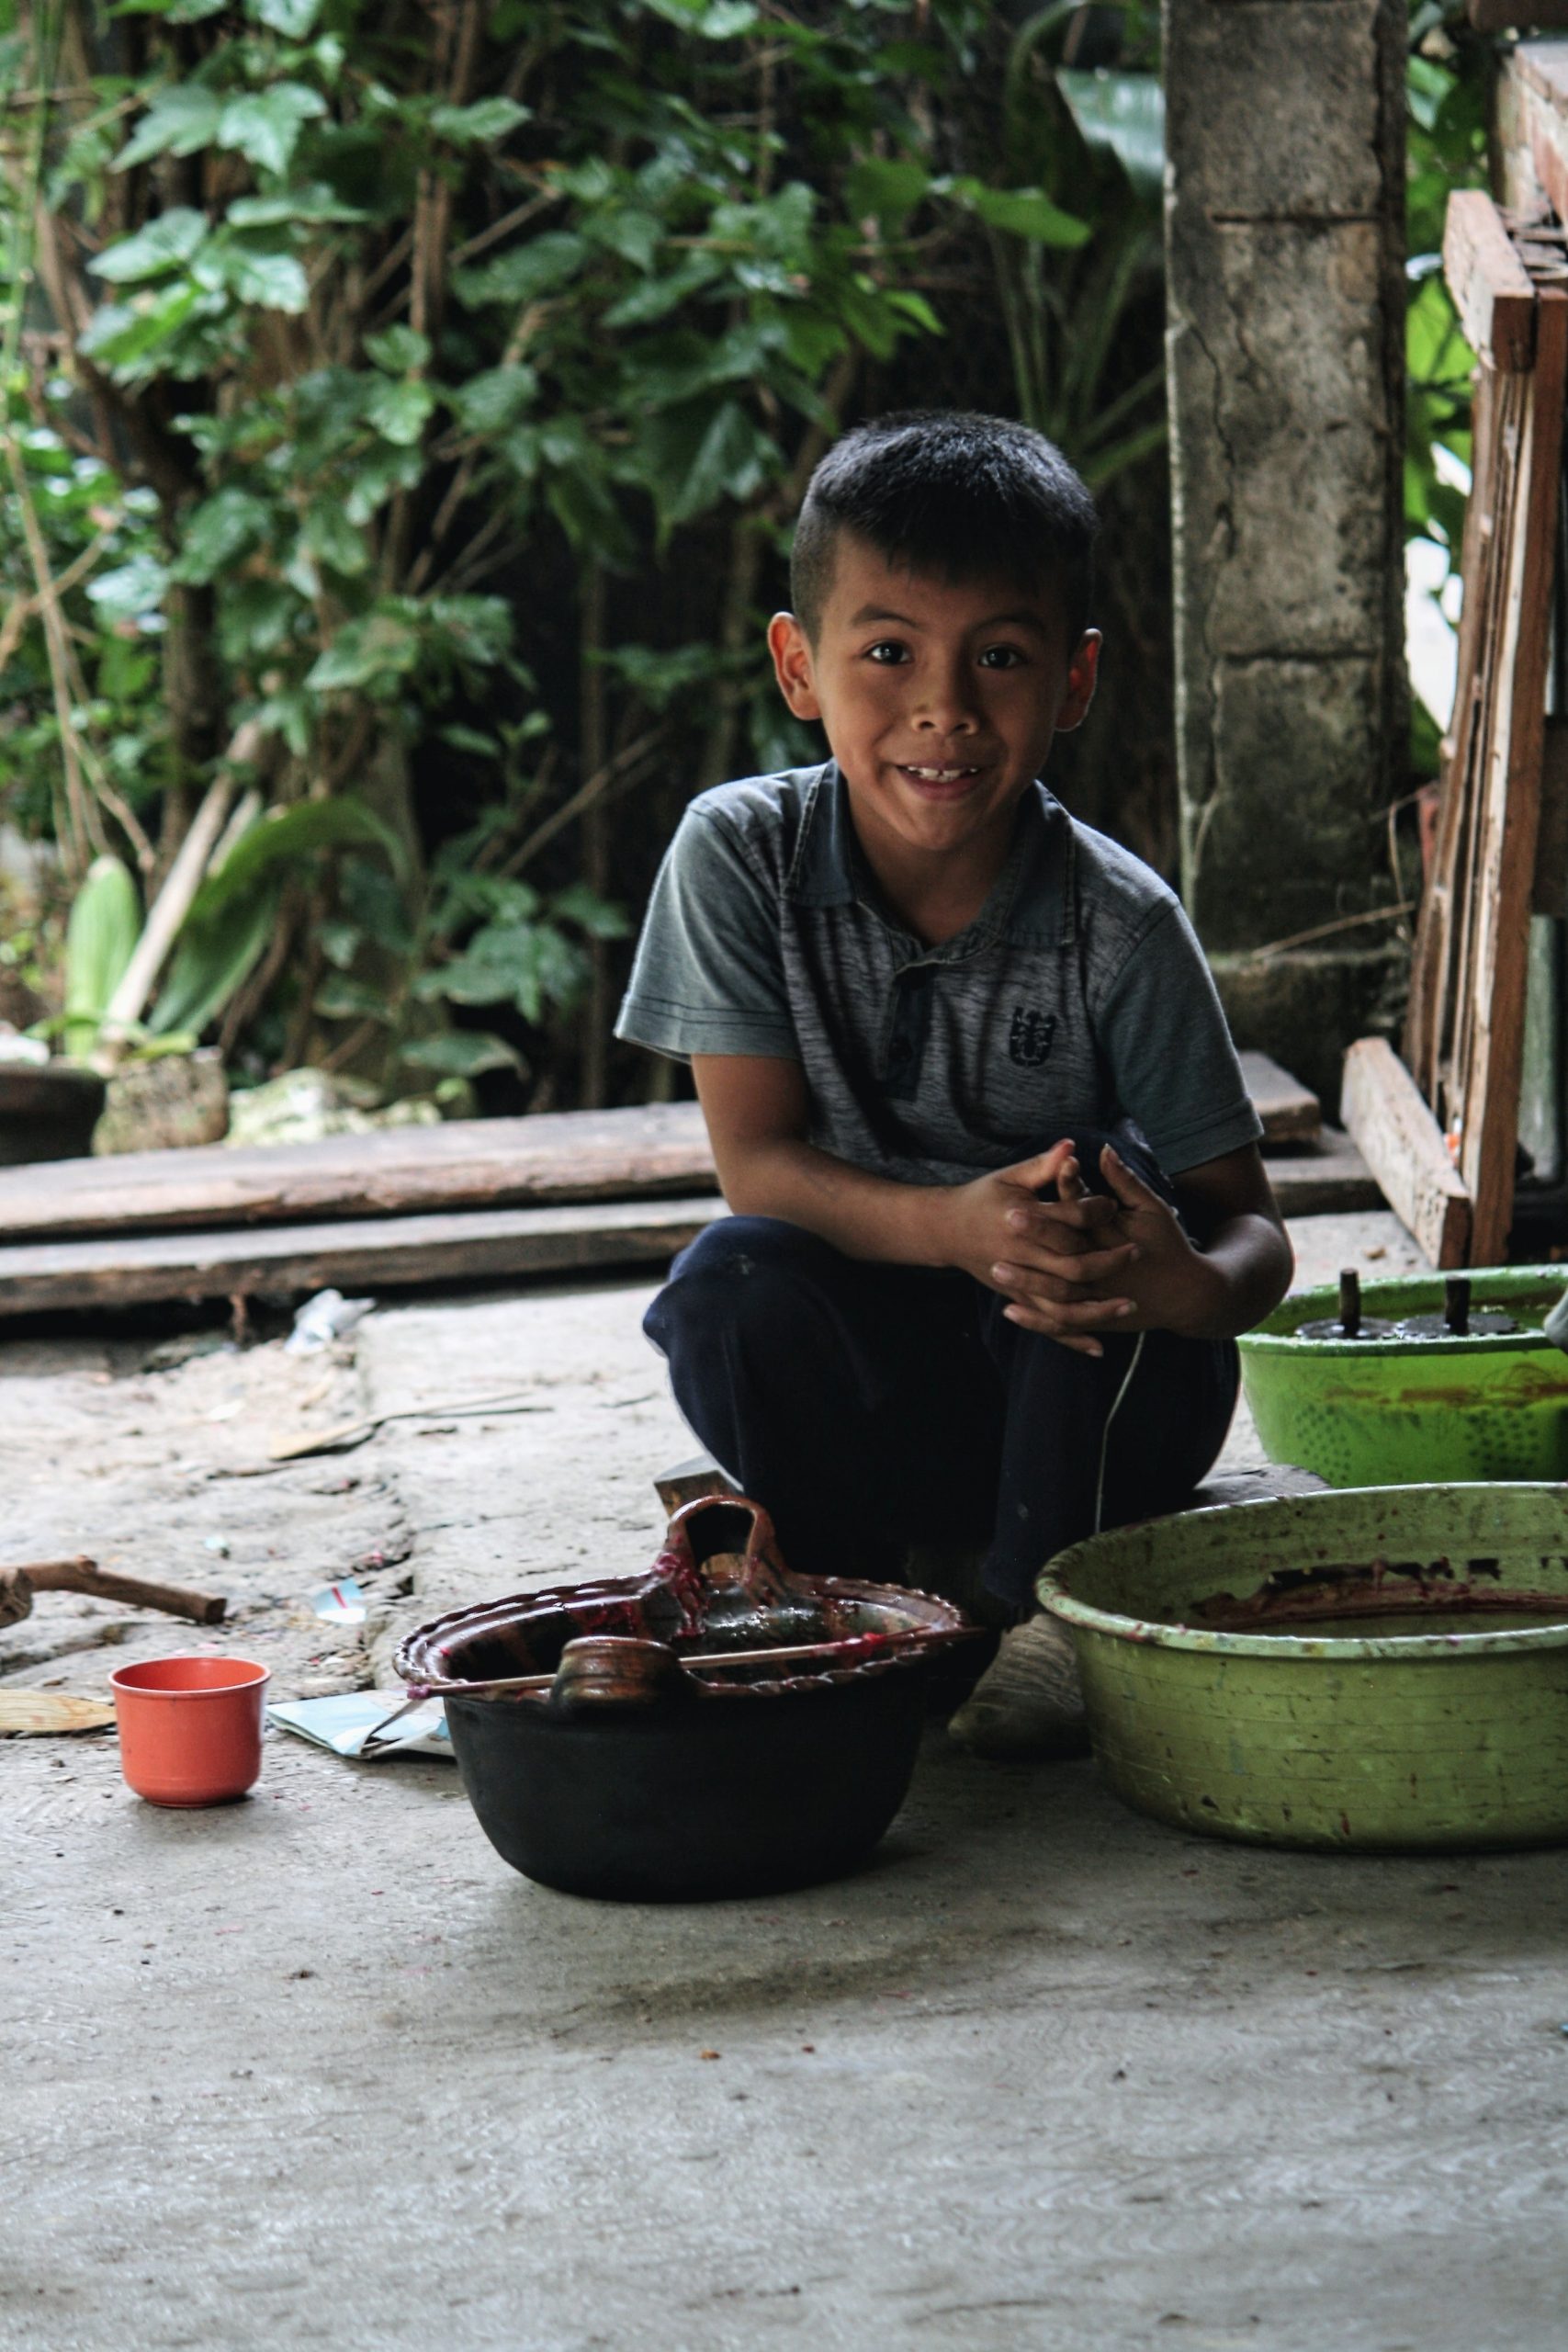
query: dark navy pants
643 1132 1239 1613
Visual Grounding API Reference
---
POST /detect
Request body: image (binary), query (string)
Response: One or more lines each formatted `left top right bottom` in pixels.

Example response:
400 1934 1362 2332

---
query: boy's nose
915 664 980 733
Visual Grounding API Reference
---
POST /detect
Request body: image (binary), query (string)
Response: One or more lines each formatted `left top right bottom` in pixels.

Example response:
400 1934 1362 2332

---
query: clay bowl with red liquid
395 1494 975 1901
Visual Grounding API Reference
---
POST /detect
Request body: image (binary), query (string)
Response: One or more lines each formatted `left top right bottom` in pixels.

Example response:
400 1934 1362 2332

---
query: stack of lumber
0 1103 722 1317
1346 188 1568 1267
0 1052 1363 1319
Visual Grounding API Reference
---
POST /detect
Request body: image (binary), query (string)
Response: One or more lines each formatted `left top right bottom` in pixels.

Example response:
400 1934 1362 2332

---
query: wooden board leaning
1398 192 1568 1264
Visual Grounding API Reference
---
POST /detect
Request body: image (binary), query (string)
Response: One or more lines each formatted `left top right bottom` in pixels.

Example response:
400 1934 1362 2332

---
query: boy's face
767 535 1100 875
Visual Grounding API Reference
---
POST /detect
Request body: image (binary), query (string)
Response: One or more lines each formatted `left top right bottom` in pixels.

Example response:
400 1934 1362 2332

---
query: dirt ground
7 1207 1567 2352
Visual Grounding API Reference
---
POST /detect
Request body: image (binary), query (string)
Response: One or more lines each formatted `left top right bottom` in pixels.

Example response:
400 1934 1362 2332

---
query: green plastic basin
1237 1265 1568 1487
1039 1483 1568 1851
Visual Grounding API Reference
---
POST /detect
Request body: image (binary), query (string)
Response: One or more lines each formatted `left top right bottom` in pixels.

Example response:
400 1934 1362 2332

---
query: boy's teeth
906 764 976 780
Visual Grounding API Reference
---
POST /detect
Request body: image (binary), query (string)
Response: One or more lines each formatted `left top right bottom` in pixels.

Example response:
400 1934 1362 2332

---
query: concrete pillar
1164 0 1408 1107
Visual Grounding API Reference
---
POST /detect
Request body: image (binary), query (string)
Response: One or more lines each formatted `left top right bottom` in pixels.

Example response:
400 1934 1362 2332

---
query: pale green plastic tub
1039 1483 1568 1851
1237 1266 1568 1487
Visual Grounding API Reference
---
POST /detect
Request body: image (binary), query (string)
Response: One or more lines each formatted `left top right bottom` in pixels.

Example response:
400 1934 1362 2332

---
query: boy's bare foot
946 1612 1090 1759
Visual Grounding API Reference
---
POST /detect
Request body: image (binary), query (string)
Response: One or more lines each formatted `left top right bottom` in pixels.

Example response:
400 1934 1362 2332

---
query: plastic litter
285 1288 376 1356
308 1577 367 1625
0 1029 50 1067
266 1692 451 1758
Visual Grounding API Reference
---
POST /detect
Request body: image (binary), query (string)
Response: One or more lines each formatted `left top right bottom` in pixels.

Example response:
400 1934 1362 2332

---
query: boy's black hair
790 410 1098 642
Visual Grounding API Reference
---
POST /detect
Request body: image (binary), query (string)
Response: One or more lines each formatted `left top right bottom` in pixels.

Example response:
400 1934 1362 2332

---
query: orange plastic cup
110 1655 270 1806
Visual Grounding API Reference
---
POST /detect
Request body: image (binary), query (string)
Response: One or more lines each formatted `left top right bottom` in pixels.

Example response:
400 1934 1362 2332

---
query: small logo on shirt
1009 1007 1056 1068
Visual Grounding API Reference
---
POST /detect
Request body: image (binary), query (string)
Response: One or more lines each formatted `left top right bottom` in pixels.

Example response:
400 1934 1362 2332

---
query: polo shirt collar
785 761 1075 949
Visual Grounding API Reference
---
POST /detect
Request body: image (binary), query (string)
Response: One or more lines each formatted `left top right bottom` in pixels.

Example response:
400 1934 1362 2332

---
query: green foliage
62 854 141 1058
4 0 1179 1097
1404 2 1495 775
980 11 1167 488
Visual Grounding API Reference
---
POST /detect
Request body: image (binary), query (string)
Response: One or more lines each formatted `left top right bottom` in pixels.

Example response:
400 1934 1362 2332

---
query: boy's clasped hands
940 1137 1223 1357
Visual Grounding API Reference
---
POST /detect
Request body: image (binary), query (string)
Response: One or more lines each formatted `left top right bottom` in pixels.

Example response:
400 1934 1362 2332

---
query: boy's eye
863 640 910 665
977 643 1027 670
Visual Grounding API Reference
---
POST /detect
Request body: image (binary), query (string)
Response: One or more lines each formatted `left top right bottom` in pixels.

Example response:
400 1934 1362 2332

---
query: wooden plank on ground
1340 1038 1472 1269
1259 1129 1382 1219
1237 1050 1320 1146
0 1062 1314 1243
1443 189 1537 368
0 1691 116 1735
0 1100 719 1242
0 1197 727 1318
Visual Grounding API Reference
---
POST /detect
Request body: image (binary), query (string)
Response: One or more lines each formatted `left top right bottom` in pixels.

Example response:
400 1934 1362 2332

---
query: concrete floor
7 1209 1568 2351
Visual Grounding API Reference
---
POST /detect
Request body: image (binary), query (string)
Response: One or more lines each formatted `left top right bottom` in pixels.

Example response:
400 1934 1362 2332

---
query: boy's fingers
1010 1194 1119 1232
992 1241 1140 1288
1056 1153 1090 1204
990 1268 1135 1323
1006 1195 1119 1246
1100 1143 1165 1214
1006 1140 1077 1193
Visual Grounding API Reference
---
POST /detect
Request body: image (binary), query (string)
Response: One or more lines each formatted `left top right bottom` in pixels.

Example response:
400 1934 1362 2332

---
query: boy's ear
1055 628 1102 734
767 611 821 719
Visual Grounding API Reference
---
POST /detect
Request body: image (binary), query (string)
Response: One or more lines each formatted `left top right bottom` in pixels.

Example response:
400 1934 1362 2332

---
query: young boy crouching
615 411 1294 1757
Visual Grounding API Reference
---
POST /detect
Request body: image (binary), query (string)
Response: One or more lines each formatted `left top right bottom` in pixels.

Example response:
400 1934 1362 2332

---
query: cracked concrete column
1164 0 1408 1105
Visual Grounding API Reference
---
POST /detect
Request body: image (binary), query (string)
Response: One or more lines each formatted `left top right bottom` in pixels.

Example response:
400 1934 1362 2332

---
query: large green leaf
452 232 589 309
449 365 538 434
228 186 369 226
365 376 436 445
342 445 423 525
218 579 300 663
185 799 409 926
63 855 141 1058
601 254 723 330
364 325 431 374
216 85 328 175
85 553 172 622
639 0 759 34
430 97 531 145
633 321 785 409
426 596 513 668
151 876 282 1036
584 207 662 270
171 486 274 583
91 208 209 282
952 179 1090 248
217 243 310 311
307 609 423 692
78 284 211 381
301 504 370 576
246 0 323 32
1055 70 1164 199
114 87 221 172
313 974 393 1023
846 156 931 232
665 398 771 526
400 1030 523 1078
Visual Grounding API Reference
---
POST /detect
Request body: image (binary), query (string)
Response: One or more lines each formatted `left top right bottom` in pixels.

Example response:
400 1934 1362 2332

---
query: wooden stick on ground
0 1556 228 1629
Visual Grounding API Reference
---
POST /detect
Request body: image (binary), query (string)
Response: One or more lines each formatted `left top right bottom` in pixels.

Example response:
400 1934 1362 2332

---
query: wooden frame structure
1348 190 1568 1266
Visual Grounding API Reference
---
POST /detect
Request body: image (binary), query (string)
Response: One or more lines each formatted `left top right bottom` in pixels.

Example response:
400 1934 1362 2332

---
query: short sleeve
614 806 800 1063
1094 901 1263 1172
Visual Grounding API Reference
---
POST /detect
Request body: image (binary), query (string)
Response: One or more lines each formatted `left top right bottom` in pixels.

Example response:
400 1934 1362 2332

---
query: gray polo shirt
615 763 1260 1184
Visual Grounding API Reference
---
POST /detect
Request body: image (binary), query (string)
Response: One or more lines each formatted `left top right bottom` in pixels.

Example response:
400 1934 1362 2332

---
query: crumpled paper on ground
266 1691 452 1758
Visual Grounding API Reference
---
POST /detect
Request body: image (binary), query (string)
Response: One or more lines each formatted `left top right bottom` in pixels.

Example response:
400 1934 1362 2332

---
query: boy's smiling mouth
897 762 984 786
